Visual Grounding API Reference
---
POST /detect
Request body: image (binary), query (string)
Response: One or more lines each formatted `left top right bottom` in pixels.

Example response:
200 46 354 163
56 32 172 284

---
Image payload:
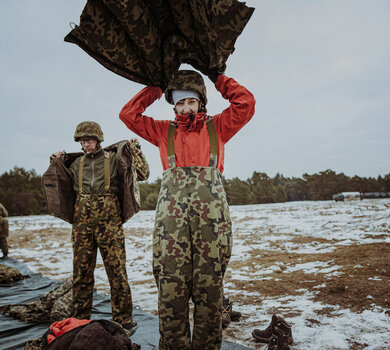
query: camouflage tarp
64 0 254 89
0 278 73 324
0 263 24 285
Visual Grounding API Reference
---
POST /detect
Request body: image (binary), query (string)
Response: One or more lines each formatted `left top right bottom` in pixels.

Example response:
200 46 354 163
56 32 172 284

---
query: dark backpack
26 319 138 350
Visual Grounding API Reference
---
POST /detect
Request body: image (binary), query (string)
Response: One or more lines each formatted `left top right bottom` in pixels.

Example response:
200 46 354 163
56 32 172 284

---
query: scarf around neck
175 113 208 132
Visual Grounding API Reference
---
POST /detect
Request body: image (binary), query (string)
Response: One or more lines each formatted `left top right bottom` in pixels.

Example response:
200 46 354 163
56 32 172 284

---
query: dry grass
227 241 390 315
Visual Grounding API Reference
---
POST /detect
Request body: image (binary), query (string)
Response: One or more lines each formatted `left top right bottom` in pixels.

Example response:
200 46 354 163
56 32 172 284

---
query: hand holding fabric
207 63 226 83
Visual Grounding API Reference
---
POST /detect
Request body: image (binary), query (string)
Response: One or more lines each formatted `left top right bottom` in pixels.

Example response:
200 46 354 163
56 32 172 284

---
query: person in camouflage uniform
0 202 9 257
119 70 255 349
50 121 149 330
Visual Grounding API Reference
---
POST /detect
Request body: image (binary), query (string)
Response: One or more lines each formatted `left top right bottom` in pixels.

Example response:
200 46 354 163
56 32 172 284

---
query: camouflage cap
164 70 207 108
74 121 104 142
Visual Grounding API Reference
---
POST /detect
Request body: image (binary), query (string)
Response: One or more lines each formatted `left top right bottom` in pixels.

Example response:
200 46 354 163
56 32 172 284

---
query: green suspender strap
103 151 110 193
78 155 85 194
167 119 218 168
167 123 176 168
78 152 110 194
206 117 218 167
167 123 176 157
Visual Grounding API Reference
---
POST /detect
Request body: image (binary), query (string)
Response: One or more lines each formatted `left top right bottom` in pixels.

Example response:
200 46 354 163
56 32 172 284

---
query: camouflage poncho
64 0 254 89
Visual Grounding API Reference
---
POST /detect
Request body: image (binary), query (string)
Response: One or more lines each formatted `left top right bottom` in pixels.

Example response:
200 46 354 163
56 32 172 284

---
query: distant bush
0 167 389 215
0 167 46 216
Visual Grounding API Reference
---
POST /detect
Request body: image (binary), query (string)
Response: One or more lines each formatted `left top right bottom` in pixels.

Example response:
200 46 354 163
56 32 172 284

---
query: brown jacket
43 140 149 224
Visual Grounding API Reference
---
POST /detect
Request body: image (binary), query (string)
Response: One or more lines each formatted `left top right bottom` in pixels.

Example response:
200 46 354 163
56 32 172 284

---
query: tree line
0 167 389 215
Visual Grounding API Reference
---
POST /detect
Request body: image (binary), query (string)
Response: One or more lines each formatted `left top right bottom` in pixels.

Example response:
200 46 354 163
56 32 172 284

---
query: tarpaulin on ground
64 0 254 89
0 257 251 350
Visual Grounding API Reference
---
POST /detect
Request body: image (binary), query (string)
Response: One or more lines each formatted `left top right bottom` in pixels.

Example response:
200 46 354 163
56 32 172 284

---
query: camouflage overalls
70 148 132 324
153 119 232 349
0 202 9 256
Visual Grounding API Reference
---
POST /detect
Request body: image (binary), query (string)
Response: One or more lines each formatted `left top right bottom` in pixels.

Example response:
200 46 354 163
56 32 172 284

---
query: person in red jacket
119 70 255 350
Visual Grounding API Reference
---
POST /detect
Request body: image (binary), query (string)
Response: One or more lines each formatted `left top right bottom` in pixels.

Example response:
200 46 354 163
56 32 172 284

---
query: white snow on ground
7 198 390 349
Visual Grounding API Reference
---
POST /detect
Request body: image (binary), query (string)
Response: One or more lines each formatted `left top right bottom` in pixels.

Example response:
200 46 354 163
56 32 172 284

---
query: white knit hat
172 89 200 106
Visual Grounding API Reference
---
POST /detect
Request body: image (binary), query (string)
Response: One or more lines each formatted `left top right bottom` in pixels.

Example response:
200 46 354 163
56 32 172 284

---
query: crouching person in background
0 202 9 257
44 121 149 331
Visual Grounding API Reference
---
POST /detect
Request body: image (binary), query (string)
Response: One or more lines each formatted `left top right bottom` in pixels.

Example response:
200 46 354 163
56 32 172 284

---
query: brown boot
276 319 293 344
252 314 293 344
230 309 242 322
266 326 290 350
266 334 278 350
224 297 242 322
222 298 232 328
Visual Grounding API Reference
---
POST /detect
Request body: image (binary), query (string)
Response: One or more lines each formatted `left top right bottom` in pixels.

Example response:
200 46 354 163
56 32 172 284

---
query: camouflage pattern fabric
165 70 208 107
24 339 41 350
74 121 104 142
0 237 8 256
128 140 150 182
127 140 149 209
0 218 9 237
0 263 23 285
153 163 232 348
72 194 132 324
0 202 9 256
64 0 254 89
1 278 73 323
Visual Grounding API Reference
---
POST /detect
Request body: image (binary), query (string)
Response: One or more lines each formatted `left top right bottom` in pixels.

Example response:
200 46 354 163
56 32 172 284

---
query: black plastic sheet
0 257 251 349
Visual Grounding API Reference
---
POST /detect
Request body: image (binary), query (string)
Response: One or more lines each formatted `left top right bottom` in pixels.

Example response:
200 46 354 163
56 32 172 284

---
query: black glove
207 64 226 83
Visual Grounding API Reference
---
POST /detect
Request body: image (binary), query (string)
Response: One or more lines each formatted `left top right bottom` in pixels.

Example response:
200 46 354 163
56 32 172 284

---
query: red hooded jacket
119 75 255 174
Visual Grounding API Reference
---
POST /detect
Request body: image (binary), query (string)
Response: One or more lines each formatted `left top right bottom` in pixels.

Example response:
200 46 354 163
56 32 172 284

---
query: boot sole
251 330 269 343
252 332 293 344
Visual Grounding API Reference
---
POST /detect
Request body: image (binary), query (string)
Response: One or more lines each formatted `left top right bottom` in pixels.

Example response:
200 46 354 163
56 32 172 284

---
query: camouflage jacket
43 140 149 224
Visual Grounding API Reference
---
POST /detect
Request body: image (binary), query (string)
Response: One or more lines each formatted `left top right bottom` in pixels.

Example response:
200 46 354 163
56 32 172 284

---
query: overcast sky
1 1 389 181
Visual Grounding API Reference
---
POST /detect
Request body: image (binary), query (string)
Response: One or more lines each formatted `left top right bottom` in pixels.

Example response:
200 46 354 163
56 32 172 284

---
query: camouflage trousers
0 237 8 256
153 166 232 350
0 218 9 256
72 194 132 324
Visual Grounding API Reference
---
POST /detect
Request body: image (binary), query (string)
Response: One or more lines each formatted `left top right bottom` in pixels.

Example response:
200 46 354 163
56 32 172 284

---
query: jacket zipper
91 155 95 194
